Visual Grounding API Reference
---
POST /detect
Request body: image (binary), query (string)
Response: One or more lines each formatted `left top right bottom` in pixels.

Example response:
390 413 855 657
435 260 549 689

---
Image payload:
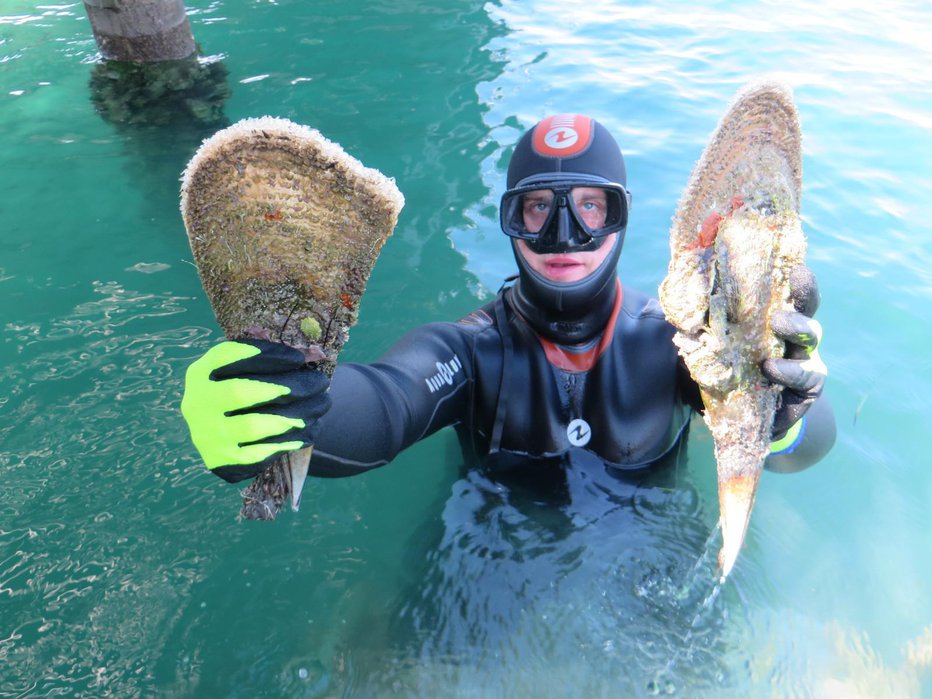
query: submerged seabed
1 1 931 697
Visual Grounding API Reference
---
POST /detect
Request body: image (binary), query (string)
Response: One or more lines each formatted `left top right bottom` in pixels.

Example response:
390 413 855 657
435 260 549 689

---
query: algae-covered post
82 0 196 63
83 0 229 132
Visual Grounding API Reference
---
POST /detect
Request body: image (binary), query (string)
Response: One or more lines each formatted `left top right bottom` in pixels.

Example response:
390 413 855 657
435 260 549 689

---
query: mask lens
500 183 628 240
501 188 555 238
569 186 627 235
520 189 555 234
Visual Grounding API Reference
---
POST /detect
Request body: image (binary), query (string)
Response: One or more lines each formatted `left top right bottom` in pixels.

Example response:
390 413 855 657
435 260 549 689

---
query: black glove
181 338 332 483
763 266 827 442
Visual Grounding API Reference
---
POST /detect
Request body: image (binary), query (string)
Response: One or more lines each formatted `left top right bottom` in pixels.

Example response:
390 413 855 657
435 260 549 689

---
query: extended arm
181 322 476 482
310 323 474 476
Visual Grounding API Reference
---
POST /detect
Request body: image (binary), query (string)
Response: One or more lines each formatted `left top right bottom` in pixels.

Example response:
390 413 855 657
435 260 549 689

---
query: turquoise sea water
2 1 931 697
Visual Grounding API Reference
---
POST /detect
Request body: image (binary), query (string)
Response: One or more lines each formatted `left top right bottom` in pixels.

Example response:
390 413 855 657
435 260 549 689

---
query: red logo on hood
532 114 593 158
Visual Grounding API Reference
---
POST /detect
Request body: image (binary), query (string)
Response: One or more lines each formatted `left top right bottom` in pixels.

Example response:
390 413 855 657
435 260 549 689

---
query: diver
181 114 836 486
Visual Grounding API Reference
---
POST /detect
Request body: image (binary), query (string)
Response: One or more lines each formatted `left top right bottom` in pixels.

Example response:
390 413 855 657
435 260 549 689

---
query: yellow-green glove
181 339 331 483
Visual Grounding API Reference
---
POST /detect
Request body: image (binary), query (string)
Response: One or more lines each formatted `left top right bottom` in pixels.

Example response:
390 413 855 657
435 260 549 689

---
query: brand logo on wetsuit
567 418 592 447
425 354 463 393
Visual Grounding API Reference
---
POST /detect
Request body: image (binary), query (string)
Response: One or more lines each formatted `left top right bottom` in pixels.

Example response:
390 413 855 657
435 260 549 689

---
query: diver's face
513 185 618 283
516 232 618 283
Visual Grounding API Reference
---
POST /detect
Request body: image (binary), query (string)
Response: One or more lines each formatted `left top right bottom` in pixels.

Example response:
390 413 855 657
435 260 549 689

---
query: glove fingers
768 266 828 444
210 442 305 483
788 265 820 317
232 368 329 400
225 387 330 447
222 371 330 417
762 356 825 395
236 440 305 463
227 412 305 445
771 391 809 440
182 360 292 426
215 376 291 414
272 392 333 422
210 338 308 379
770 311 822 357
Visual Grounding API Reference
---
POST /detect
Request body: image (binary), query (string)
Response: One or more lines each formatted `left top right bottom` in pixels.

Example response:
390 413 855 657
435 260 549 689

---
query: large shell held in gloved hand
659 81 807 578
181 117 404 520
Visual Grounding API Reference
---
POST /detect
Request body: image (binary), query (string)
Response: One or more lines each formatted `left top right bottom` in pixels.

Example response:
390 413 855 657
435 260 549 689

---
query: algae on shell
659 81 807 577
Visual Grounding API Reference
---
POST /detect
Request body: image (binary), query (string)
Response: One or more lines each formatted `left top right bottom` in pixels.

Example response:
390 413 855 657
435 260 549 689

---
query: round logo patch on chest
566 418 592 447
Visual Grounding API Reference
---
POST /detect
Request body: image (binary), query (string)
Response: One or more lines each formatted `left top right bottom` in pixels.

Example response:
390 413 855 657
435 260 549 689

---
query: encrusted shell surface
180 117 404 519
181 116 404 373
658 81 806 577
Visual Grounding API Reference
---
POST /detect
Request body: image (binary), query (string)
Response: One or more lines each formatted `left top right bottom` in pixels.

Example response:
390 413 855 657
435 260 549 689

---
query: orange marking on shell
340 293 354 310
264 210 284 222
697 212 723 247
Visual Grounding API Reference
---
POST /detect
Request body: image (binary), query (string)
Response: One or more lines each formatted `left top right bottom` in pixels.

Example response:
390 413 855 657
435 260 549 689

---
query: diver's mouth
541 255 585 281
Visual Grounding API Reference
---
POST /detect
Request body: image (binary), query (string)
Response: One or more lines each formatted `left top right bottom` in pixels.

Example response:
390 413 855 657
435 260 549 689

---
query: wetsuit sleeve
764 392 836 473
308 322 474 477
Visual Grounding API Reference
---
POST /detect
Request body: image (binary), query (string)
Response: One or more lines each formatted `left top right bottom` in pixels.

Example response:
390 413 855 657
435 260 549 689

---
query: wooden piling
83 0 196 63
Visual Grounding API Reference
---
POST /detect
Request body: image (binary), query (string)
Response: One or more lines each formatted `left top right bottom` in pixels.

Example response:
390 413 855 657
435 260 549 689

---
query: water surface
1 1 930 697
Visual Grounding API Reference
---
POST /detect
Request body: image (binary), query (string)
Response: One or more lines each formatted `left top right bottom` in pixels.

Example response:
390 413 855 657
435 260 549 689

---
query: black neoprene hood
506 115 627 189
504 114 630 345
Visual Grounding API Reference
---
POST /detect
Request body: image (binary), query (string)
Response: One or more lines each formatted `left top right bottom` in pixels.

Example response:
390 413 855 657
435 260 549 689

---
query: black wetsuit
310 282 702 477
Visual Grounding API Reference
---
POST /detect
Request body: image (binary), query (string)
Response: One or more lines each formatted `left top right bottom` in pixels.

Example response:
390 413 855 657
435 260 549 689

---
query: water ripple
0 278 223 697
